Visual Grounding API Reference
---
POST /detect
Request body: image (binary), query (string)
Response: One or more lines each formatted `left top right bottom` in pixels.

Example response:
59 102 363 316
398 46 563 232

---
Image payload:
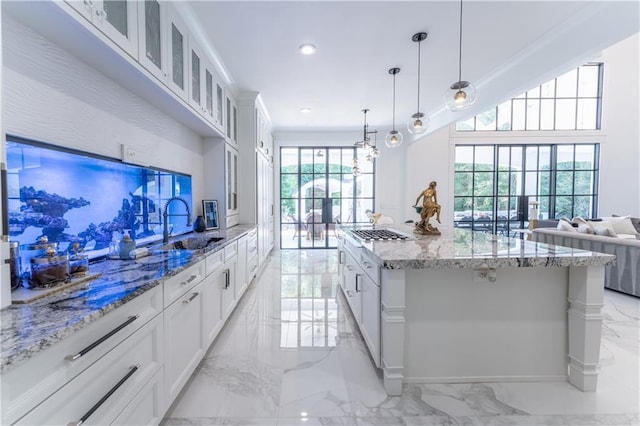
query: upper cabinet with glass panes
65 0 138 58
457 63 603 132
59 0 228 137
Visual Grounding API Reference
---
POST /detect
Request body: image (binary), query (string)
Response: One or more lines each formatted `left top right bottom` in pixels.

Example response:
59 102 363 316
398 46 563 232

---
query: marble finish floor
162 250 640 426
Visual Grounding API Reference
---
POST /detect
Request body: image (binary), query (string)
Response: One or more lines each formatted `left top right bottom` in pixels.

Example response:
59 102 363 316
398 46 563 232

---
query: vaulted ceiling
188 1 639 136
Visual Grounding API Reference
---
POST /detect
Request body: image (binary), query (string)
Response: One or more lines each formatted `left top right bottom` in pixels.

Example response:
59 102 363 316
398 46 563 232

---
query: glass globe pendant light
445 0 477 111
407 32 430 135
385 68 404 148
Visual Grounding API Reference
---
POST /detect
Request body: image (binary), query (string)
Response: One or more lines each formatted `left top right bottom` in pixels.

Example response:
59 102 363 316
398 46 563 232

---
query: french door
280 147 375 249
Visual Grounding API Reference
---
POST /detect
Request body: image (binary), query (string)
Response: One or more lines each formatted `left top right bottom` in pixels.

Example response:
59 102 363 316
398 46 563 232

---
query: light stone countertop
0 225 256 374
339 224 616 270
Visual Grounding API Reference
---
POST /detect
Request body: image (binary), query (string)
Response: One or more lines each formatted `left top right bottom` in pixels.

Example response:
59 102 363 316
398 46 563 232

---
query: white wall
599 33 640 217
2 15 205 206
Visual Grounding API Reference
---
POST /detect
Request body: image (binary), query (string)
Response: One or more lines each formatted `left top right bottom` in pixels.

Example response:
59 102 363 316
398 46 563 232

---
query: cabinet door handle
95 8 107 20
65 315 139 361
223 268 230 289
355 274 361 293
346 265 353 271
346 290 354 297
182 292 199 304
67 364 140 426
339 251 345 264
363 261 372 269
180 274 198 286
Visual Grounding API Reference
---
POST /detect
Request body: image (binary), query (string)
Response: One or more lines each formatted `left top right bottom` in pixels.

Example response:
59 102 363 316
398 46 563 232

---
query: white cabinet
1 286 162 425
166 4 189 101
204 60 226 132
203 250 224 345
221 243 238 320
188 36 205 114
113 368 164 426
16 314 164 426
65 0 138 58
137 0 166 82
257 154 274 264
226 143 240 222
338 239 381 367
236 235 249 296
246 229 259 281
360 270 381 367
164 281 205 403
226 94 239 146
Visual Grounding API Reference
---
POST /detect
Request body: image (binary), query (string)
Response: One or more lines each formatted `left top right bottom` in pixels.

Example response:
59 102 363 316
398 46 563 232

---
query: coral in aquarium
9 186 91 242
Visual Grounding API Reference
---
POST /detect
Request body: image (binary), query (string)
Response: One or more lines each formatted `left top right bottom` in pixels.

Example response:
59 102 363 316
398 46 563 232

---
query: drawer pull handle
346 265 353 271
180 274 198 286
355 274 361 293
249 246 257 253
346 290 354 297
65 315 139 362
182 292 200 304
67 364 140 426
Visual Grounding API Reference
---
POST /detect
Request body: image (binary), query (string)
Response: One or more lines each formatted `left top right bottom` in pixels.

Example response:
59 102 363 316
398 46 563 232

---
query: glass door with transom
280 147 375 249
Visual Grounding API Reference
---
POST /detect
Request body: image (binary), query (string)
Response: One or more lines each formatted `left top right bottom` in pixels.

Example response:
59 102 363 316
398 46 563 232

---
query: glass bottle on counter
109 232 120 259
119 230 136 260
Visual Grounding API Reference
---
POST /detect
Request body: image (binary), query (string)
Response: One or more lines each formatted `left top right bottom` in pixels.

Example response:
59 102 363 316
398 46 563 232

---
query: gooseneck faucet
163 197 192 244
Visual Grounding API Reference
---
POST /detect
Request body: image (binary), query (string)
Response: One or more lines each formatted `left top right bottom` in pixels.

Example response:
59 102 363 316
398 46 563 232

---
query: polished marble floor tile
163 250 640 426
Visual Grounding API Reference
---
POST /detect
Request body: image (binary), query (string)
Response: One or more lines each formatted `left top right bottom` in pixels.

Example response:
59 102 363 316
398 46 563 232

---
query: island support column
568 265 605 391
380 268 406 395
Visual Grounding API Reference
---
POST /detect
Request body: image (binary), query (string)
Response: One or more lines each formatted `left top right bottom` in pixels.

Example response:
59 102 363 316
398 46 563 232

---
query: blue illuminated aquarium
5 136 193 259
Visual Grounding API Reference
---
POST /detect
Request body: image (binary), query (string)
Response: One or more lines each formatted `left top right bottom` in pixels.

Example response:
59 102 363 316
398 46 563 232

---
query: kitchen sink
160 236 224 251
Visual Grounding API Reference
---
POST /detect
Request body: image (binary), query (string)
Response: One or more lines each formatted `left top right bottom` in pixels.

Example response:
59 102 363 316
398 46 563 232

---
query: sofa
531 217 640 297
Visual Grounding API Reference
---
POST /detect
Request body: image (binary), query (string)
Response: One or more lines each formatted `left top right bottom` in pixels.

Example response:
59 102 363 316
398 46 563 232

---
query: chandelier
353 109 378 176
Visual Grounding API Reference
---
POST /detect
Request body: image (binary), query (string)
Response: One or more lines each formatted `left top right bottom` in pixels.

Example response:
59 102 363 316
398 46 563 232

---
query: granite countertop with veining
0 225 256 373
339 224 616 270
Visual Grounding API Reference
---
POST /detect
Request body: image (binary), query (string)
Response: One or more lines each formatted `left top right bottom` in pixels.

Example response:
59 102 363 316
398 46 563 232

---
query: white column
567 265 605 391
380 268 405 395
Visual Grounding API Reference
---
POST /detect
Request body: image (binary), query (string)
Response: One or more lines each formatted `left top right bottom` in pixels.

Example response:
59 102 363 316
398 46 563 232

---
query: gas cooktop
350 229 410 241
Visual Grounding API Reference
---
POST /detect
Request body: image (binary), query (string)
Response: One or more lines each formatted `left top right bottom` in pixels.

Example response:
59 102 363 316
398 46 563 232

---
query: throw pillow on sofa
572 216 594 234
604 215 640 235
589 220 618 237
557 218 578 232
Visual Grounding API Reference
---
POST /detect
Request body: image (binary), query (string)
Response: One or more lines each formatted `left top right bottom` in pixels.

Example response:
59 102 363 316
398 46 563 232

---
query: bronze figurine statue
413 181 441 235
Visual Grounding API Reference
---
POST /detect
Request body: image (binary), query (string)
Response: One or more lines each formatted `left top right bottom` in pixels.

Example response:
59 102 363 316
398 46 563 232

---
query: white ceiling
187 1 640 136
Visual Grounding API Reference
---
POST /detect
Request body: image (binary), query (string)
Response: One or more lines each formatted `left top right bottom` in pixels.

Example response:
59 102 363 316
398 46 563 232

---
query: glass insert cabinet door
65 0 139 58
137 0 166 82
167 5 188 101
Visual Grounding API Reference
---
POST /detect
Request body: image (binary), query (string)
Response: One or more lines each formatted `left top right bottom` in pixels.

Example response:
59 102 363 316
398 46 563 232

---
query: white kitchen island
336 225 615 396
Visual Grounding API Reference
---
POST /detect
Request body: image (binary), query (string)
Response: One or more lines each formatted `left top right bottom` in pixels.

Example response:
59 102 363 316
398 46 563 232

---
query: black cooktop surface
350 229 409 241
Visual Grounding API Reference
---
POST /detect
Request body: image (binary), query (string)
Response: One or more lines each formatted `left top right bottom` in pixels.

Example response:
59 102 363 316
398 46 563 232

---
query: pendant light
445 0 476 111
385 68 403 148
407 32 430 135
354 108 379 163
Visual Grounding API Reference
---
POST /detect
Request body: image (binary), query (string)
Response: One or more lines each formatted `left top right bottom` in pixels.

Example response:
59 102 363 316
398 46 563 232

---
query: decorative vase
194 215 206 232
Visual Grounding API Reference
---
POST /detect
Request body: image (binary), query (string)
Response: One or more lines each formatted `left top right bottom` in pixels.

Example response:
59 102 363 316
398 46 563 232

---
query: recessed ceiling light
300 107 312 113
299 44 316 55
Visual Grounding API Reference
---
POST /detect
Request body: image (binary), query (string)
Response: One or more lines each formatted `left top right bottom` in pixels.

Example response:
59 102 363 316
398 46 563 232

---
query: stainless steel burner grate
351 229 409 241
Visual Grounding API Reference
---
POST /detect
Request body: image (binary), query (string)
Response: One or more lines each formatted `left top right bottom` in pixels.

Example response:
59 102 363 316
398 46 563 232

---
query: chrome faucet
163 197 192 244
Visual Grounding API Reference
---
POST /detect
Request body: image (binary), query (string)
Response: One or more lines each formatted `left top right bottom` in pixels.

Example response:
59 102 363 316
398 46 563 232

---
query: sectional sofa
531 218 640 297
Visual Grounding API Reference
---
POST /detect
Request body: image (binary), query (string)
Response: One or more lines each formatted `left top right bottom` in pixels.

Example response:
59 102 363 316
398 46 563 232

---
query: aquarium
5 135 193 260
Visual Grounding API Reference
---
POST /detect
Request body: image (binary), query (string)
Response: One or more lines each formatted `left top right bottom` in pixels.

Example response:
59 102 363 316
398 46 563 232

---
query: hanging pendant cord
458 0 464 85
392 72 397 131
417 40 421 112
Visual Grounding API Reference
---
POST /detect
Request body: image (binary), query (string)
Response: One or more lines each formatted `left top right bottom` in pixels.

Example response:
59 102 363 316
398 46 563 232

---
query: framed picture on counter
203 200 219 230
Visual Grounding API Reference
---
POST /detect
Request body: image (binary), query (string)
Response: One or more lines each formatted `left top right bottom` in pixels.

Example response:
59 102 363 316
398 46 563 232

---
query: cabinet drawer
205 249 224 276
247 228 257 239
16 314 164 426
112 368 163 426
247 255 258 279
163 261 205 307
224 241 238 261
247 236 258 256
1 285 162 425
